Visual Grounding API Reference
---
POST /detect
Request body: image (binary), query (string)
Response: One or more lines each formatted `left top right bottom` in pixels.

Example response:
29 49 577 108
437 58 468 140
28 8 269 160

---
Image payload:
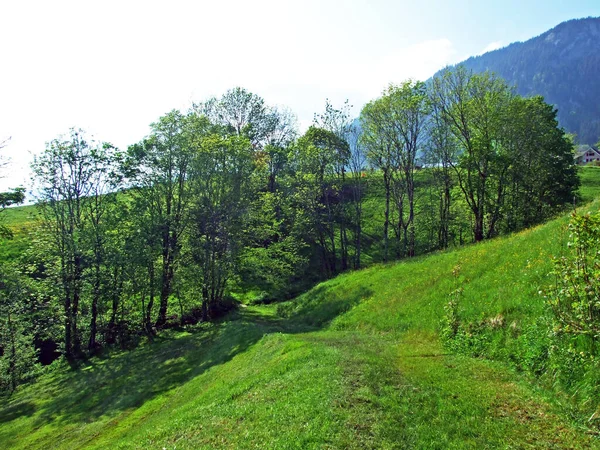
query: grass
0 204 41 260
579 165 600 203
1 167 600 448
1 225 599 446
2 307 594 449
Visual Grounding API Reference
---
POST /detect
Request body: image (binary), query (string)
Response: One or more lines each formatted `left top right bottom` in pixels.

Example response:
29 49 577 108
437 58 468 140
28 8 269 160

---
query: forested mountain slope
438 17 600 144
2 169 600 449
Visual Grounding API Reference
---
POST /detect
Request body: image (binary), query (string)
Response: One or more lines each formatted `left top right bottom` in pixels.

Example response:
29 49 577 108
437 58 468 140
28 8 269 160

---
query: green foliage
549 211 600 347
429 67 578 242
440 271 490 357
0 188 25 237
360 80 430 258
238 191 309 300
31 129 122 359
501 95 579 231
11 77 580 368
0 330 39 392
0 77 593 448
439 266 463 345
0 264 41 392
444 17 600 144
3 198 600 447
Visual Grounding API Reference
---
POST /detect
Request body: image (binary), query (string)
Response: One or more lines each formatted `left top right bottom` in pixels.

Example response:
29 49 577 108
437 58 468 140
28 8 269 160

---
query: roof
575 145 600 159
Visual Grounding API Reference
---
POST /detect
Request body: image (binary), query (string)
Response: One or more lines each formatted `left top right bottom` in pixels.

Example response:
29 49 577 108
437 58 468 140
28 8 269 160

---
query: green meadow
0 167 599 448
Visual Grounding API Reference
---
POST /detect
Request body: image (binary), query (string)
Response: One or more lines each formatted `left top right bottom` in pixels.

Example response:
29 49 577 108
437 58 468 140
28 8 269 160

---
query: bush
548 211 600 358
0 331 40 392
540 211 600 420
440 265 489 357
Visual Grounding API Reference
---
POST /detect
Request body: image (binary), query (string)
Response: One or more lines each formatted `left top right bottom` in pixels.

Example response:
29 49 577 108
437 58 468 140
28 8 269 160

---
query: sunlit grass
2 204 599 447
1 167 600 448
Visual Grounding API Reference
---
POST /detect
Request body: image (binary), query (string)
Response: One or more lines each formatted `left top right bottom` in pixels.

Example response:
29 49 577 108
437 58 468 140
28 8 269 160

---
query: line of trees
0 68 579 389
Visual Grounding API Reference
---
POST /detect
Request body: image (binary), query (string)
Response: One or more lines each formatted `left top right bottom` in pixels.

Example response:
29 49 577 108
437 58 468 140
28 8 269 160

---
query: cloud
479 41 504 55
274 38 459 118
369 38 458 93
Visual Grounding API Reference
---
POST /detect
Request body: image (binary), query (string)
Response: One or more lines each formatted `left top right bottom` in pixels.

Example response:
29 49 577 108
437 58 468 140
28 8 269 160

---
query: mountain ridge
435 16 600 144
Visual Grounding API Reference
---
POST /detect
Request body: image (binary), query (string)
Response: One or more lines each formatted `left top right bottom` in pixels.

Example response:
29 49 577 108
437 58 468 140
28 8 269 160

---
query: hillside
438 17 600 144
2 168 600 448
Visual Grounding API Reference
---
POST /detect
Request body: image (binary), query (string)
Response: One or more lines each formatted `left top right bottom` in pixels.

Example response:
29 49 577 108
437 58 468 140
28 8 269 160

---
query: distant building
575 145 600 165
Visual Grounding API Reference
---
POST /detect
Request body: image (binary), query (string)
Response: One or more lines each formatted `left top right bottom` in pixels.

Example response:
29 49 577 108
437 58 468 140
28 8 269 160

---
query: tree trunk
355 221 362 269
407 180 415 257
63 284 73 362
71 253 83 358
474 209 484 242
201 286 209 322
145 263 155 335
156 248 170 327
7 309 17 392
383 170 391 262
88 261 100 354
340 222 348 272
440 180 451 248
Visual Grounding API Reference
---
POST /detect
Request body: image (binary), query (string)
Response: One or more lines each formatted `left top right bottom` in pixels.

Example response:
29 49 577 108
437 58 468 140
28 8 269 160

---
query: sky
0 0 598 195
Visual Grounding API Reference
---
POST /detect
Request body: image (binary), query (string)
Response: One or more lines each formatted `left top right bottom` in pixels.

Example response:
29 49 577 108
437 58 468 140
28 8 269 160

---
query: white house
575 145 600 165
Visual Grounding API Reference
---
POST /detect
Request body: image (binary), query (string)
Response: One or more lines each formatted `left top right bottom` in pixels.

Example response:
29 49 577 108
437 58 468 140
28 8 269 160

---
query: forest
0 66 580 392
455 16 600 144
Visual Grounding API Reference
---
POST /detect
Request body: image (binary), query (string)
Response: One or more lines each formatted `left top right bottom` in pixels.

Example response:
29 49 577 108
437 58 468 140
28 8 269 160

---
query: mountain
437 17 600 144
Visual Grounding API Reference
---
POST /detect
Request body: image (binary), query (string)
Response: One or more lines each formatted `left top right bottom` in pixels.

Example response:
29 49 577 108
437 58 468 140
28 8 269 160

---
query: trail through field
0 298 596 449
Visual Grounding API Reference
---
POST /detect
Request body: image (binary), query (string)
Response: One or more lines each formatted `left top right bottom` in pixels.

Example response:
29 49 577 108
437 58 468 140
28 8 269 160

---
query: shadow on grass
0 283 372 438
27 315 258 427
0 401 36 423
277 284 373 329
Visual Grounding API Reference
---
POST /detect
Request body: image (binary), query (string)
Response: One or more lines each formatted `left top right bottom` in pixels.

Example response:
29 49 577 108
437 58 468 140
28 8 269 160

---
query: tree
237 189 309 300
126 111 202 328
0 264 38 392
187 132 254 320
502 96 578 231
121 191 163 336
361 81 429 258
262 106 297 193
199 88 298 192
0 138 25 237
293 126 350 275
361 99 395 261
100 198 130 346
81 145 121 353
430 67 514 242
32 129 116 360
314 100 356 269
347 124 367 268
387 81 429 256
198 87 276 149
430 67 578 241
0 138 32 390
425 97 458 249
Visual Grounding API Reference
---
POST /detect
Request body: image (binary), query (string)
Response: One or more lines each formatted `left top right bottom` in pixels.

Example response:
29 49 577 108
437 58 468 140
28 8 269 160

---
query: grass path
1 303 596 449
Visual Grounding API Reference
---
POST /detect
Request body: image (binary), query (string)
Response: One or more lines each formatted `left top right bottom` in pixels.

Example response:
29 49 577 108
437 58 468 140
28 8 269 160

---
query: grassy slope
0 204 41 260
2 168 600 448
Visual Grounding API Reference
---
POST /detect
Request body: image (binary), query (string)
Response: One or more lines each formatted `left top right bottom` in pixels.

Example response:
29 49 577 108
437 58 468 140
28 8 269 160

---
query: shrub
548 211 600 359
440 265 489 356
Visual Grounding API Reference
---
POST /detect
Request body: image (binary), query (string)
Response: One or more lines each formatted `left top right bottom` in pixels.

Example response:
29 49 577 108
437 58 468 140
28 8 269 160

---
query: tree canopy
0 73 581 389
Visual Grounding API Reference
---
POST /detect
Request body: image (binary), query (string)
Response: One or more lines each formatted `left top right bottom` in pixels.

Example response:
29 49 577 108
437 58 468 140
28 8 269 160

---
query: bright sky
0 0 598 194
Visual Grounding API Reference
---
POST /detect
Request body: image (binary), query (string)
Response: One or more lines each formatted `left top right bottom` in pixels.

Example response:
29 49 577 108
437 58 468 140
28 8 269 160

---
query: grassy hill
0 204 41 260
2 168 600 448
